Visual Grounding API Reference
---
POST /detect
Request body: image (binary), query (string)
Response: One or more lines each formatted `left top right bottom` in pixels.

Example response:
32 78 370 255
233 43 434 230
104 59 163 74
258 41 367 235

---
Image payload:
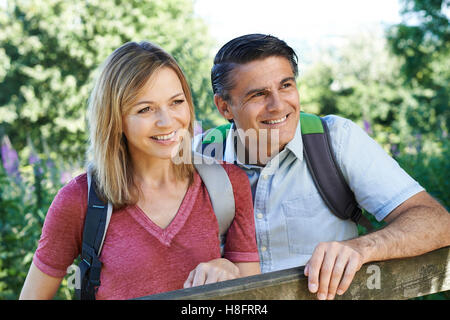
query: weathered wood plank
136 246 450 300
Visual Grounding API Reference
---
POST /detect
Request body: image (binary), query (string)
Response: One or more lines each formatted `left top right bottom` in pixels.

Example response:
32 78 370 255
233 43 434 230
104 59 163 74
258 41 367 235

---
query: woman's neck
131 155 179 189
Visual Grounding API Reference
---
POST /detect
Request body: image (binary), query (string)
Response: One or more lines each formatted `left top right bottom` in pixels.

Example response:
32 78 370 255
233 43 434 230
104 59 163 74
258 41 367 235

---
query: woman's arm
19 262 63 300
21 175 87 299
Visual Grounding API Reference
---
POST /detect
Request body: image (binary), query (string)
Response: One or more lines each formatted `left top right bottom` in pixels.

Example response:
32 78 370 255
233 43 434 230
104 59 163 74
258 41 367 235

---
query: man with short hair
195 34 450 300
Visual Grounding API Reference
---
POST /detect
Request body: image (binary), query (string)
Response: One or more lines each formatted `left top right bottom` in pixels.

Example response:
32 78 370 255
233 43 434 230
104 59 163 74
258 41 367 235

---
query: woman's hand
183 258 240 288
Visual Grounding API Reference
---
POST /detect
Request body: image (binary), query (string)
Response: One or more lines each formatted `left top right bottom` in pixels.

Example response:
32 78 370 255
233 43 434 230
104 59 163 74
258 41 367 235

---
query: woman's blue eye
173 99 185 105
138 106 151 113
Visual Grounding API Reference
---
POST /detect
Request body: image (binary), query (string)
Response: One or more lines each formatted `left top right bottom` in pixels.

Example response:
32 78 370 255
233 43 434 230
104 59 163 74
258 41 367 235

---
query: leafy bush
0 136 78 299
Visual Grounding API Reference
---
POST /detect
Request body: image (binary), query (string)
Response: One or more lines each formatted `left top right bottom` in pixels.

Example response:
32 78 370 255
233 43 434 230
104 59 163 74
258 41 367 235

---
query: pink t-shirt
33 163 259 300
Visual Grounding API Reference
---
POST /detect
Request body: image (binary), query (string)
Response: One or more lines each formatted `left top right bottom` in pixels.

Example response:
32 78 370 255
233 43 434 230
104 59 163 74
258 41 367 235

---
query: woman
20 41 260 300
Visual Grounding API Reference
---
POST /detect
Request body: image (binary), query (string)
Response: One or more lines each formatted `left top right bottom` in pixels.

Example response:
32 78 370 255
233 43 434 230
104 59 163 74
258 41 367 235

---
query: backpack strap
301 113 372 228
192 152 235 255
76 169 112 300
198 123 231 161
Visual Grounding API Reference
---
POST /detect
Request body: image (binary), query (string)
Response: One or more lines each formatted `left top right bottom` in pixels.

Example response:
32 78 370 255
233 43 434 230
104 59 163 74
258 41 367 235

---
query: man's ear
214 94 234 121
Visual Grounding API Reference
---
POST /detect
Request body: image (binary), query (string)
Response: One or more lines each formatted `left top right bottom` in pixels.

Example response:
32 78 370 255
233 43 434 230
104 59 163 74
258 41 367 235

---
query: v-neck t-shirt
33 163 259 300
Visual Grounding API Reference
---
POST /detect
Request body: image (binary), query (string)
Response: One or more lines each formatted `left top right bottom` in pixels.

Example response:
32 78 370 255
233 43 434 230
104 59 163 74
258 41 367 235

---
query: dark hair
211 34 298 103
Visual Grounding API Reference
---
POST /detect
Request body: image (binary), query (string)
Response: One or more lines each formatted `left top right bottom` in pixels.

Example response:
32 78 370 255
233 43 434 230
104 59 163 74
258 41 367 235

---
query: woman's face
122 67 191 163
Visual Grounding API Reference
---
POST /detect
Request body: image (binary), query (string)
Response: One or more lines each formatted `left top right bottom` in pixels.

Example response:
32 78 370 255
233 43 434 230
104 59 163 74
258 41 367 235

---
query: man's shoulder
321 114 353 132
320 114 365 145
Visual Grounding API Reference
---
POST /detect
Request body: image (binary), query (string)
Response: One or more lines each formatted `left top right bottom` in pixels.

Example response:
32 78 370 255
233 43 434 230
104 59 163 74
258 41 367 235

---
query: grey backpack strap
192 152 235 254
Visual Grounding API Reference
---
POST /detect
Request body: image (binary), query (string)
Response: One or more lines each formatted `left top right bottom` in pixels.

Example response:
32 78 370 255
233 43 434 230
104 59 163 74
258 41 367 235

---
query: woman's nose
155 109 174 128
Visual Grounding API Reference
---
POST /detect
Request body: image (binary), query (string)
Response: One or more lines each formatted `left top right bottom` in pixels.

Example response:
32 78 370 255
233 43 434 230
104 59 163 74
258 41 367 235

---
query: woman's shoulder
44 172 89 230
56 172 88 202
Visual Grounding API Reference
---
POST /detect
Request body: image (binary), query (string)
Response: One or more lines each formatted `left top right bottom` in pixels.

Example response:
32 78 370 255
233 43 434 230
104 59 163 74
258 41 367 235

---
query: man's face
216 56 300 162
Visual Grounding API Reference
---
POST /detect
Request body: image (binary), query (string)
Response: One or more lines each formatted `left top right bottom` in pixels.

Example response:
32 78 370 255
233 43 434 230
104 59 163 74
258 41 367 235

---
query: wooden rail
136 246 450 300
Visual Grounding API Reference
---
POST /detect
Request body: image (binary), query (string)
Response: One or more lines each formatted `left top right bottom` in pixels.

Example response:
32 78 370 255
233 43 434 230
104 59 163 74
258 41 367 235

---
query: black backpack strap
76 177 108 300
301 114 365 224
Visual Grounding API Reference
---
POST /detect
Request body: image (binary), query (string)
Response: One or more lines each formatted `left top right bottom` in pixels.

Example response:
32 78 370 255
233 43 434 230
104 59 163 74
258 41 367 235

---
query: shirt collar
285 121 304 161
223 121 304 166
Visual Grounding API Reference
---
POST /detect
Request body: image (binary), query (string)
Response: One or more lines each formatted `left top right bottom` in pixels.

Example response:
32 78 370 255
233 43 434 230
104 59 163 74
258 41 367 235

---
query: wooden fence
137 246 450 300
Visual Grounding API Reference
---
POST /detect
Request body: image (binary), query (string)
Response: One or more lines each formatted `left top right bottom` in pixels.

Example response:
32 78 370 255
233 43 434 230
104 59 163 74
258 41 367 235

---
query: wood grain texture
136 246 450 300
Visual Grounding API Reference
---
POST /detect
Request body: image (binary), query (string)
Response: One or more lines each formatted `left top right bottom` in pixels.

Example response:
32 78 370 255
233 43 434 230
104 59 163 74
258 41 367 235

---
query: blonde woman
20 41 260 300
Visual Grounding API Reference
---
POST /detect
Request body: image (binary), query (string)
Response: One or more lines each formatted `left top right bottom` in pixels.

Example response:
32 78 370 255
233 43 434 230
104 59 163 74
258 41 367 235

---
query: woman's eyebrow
134 92 184 106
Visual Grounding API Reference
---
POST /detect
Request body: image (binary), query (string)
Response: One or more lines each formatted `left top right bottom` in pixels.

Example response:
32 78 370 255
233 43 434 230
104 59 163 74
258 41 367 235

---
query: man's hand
304 241 364 300
303 192 450 300
183 258 240 288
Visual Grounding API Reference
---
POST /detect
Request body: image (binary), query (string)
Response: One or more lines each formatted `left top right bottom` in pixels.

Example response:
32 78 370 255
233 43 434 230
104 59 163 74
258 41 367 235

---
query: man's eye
252 91 265 98
282 82 292 89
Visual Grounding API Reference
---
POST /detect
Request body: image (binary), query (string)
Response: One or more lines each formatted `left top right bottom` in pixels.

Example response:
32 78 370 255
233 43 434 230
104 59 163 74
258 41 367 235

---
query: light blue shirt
194 115 424 273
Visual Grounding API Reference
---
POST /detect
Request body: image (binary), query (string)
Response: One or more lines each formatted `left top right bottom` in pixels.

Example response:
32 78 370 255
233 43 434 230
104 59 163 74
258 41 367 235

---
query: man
194 34 450 300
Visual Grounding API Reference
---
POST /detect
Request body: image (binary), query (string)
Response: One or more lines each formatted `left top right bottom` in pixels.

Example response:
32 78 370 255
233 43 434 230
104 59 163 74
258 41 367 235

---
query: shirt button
262 174 269 180
261 246 267 252
256 213 264 219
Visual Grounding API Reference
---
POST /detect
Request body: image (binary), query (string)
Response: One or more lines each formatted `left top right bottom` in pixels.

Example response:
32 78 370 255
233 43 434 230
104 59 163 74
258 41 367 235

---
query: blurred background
0 0 448 299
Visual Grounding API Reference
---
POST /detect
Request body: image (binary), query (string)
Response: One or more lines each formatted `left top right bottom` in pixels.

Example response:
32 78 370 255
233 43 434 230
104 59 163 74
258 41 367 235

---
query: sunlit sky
194 0 402 61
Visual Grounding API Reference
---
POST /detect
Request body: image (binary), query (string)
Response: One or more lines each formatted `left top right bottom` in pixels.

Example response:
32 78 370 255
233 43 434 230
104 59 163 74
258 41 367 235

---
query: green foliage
386 0 449 139
396 138 450 210
0 0 217 163
0 149 73 299
300 30 407 145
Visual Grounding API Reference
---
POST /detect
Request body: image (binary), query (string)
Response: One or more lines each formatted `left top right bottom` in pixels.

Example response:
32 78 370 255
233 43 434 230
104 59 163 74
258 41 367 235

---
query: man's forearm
305 192 449 300
347 198 450 264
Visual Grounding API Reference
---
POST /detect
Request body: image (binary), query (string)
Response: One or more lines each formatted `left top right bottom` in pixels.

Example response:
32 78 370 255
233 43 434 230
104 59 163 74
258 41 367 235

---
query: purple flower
46 159 55 169
415 134 422 153
363 119 373 135
29 152 40 165
60 171 72 185
1 135 20 177
390 144 399 157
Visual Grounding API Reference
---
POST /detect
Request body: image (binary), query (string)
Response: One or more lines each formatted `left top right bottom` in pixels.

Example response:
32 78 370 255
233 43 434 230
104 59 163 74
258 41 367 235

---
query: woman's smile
150 130 178 146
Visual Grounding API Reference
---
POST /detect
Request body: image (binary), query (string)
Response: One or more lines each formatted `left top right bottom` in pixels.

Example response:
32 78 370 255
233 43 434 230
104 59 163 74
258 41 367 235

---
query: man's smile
260 113 291 126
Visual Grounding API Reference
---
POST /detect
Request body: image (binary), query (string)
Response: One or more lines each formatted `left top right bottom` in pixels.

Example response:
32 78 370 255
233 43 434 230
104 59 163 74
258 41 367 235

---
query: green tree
386 0 449 140
299 30 407 147
0 0 216 164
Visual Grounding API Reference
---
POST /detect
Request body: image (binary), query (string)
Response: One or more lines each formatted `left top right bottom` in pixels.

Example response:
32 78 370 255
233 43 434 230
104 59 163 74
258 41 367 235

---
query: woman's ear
214 94 234 121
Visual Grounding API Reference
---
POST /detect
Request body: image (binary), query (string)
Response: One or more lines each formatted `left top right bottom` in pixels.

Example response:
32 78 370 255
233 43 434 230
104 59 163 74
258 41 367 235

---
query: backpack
196 112 373 226
76 153 235 300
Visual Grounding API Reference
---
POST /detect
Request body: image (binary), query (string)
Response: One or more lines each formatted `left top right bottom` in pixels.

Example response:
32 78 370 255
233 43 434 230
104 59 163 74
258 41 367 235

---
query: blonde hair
86 41 195 209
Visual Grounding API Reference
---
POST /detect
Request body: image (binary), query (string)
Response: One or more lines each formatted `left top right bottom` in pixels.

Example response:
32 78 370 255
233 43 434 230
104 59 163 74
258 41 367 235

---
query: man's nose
266 91 284 113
